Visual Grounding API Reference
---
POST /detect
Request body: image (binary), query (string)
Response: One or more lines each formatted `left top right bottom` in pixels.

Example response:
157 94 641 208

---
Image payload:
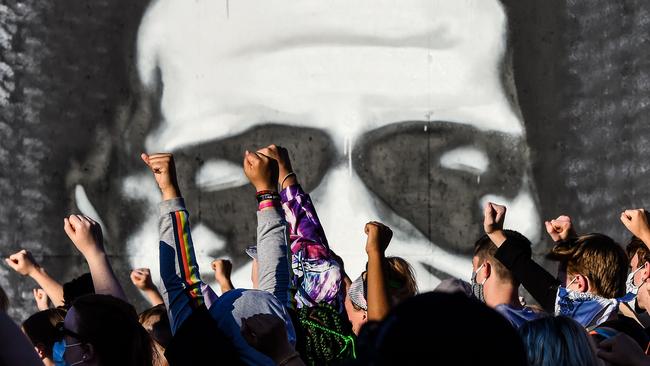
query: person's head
344 256 418 335
359 292 526 365
548 233 627 298
22 308 67 362
519 316 600 366
296 303 355 364
139 304 171 366
472 230 530 307
626 236 650 310
61 294 153 366
62 273 95 308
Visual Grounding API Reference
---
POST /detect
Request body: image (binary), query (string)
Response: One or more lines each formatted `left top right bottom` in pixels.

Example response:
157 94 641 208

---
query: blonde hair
385 256 418 306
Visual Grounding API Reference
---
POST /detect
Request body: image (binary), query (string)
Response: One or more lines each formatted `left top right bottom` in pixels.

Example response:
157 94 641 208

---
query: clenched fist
621 209 650 243
5 250 40 276
141 153 180 200
63 215 104 258
256 144 296 188
243 151 278 192
130 268 155 291
483 202 506 234
365 222 393 256
544 215 575 242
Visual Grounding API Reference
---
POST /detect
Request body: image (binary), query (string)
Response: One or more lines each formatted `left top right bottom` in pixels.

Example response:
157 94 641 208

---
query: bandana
348 274 367 311
555 287 636 329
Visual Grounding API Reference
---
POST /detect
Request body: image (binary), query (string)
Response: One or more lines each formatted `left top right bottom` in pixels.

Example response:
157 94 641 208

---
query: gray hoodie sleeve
256 207 293 308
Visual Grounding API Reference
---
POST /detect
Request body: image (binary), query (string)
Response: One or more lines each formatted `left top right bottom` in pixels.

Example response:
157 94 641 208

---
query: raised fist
365 221 393 255
544 215 575 242
256 144 295 188
130 268 155 291
621 209 650 242
141 153 180 200
33 288 49 311
243 151 278 192
5 249 39 276
483 202 506 234
211 259 233 283
63 214 104 258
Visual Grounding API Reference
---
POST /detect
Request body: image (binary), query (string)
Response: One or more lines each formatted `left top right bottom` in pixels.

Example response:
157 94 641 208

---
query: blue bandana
555 287 636 328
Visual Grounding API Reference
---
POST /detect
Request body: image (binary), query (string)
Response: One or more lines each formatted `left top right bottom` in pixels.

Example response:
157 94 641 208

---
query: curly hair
296 303 356 365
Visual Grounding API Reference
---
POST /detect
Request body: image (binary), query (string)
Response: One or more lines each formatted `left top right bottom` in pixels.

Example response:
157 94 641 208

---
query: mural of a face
125 0 541 291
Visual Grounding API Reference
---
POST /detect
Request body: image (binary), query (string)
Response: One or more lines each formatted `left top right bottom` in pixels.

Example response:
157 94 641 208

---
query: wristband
258 200 280 211
256 192 280 203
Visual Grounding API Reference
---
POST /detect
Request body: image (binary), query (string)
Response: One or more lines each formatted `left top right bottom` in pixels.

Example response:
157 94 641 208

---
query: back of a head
22 308 66 358
384 256 418 305
296 303 355 365
549 233 627 298
626 236 650 266
366 292 527 365
474 230 531 285
73 294 153 366
139 304 172 349
63 273 95 308
519 316 599 366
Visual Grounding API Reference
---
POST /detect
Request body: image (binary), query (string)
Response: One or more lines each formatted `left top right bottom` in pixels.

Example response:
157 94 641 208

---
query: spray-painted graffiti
5 0 650 321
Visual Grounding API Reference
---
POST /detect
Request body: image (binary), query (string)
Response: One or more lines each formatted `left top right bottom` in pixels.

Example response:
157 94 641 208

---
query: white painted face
123 0 541 291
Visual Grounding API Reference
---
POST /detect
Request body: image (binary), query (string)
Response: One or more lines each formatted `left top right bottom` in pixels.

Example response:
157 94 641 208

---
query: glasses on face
55 321 86 343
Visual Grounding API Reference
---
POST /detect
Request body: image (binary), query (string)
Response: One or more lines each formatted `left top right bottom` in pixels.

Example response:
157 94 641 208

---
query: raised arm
142 152 206 333
63 214 127 301
130 268 164 306
243 150 292 307
484 202 560 312
5 249 65 307
211 259 235 293
365 221 393 321
621 209 650 249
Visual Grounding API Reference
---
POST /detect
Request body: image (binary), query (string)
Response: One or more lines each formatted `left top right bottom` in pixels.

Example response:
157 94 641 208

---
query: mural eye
353 121 525 255
439 146 489 175
195 159 249 192
170 124 336 265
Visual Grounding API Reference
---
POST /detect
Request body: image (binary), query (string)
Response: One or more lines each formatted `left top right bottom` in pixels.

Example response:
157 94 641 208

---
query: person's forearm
257 206 292 307
217 278 234 293
29 268 65 307
281 184 331 256
143 286 165 306
367 250 391 321
85 252 128 301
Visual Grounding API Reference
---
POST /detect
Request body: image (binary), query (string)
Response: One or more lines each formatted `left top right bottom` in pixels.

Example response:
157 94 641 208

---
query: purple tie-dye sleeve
280 184 331 259
281 184 343 308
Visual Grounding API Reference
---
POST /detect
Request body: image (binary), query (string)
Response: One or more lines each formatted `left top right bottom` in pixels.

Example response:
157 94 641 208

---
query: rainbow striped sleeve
169 209 204 307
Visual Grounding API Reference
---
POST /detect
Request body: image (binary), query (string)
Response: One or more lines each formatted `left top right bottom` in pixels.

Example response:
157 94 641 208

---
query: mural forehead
138 0 522 152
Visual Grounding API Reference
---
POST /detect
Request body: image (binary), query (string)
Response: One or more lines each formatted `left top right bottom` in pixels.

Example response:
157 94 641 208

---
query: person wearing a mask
471 231 542 327
620 208 650 332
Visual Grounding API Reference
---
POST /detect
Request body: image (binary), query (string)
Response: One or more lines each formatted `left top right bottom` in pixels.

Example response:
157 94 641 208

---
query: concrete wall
1 0 648 321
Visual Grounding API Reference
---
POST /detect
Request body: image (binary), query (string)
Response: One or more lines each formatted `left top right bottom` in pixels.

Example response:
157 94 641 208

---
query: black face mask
470 263 486 303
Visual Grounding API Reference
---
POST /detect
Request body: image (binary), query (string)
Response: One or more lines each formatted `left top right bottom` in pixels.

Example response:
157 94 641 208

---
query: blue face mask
52 339 85 366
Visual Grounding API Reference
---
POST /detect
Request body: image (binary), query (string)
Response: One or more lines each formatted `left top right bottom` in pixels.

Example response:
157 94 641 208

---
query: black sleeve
494 238 561 312
165 304 245 366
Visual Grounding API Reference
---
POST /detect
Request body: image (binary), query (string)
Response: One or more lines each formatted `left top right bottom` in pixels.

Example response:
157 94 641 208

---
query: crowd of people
1 145 650 365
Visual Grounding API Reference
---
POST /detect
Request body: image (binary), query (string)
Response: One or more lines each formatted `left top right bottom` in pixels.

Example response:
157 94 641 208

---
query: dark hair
626 236 650 266
296 303 355 365
548 233 627 298
22 308 67 358
72 294 153 366
63 273 95 308
519 316 599 366
474 230 531 285
139 304 172 349
362 292 527 365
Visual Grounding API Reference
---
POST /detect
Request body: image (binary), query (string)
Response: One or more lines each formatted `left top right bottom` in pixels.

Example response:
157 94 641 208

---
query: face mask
626 265 646 295
470 263 487 302
52 340 85 366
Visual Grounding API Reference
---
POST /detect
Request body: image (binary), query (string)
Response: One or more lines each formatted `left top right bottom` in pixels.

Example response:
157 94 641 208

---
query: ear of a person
577 274 589 293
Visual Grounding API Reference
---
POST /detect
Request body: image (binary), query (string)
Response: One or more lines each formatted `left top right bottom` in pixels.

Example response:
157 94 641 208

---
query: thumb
544 221 554 233
140 153 150 167
63 218 75 238
4 258 17 269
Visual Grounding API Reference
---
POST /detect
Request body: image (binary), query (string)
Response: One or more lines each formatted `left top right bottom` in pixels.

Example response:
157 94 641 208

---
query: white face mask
626 265 646 295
